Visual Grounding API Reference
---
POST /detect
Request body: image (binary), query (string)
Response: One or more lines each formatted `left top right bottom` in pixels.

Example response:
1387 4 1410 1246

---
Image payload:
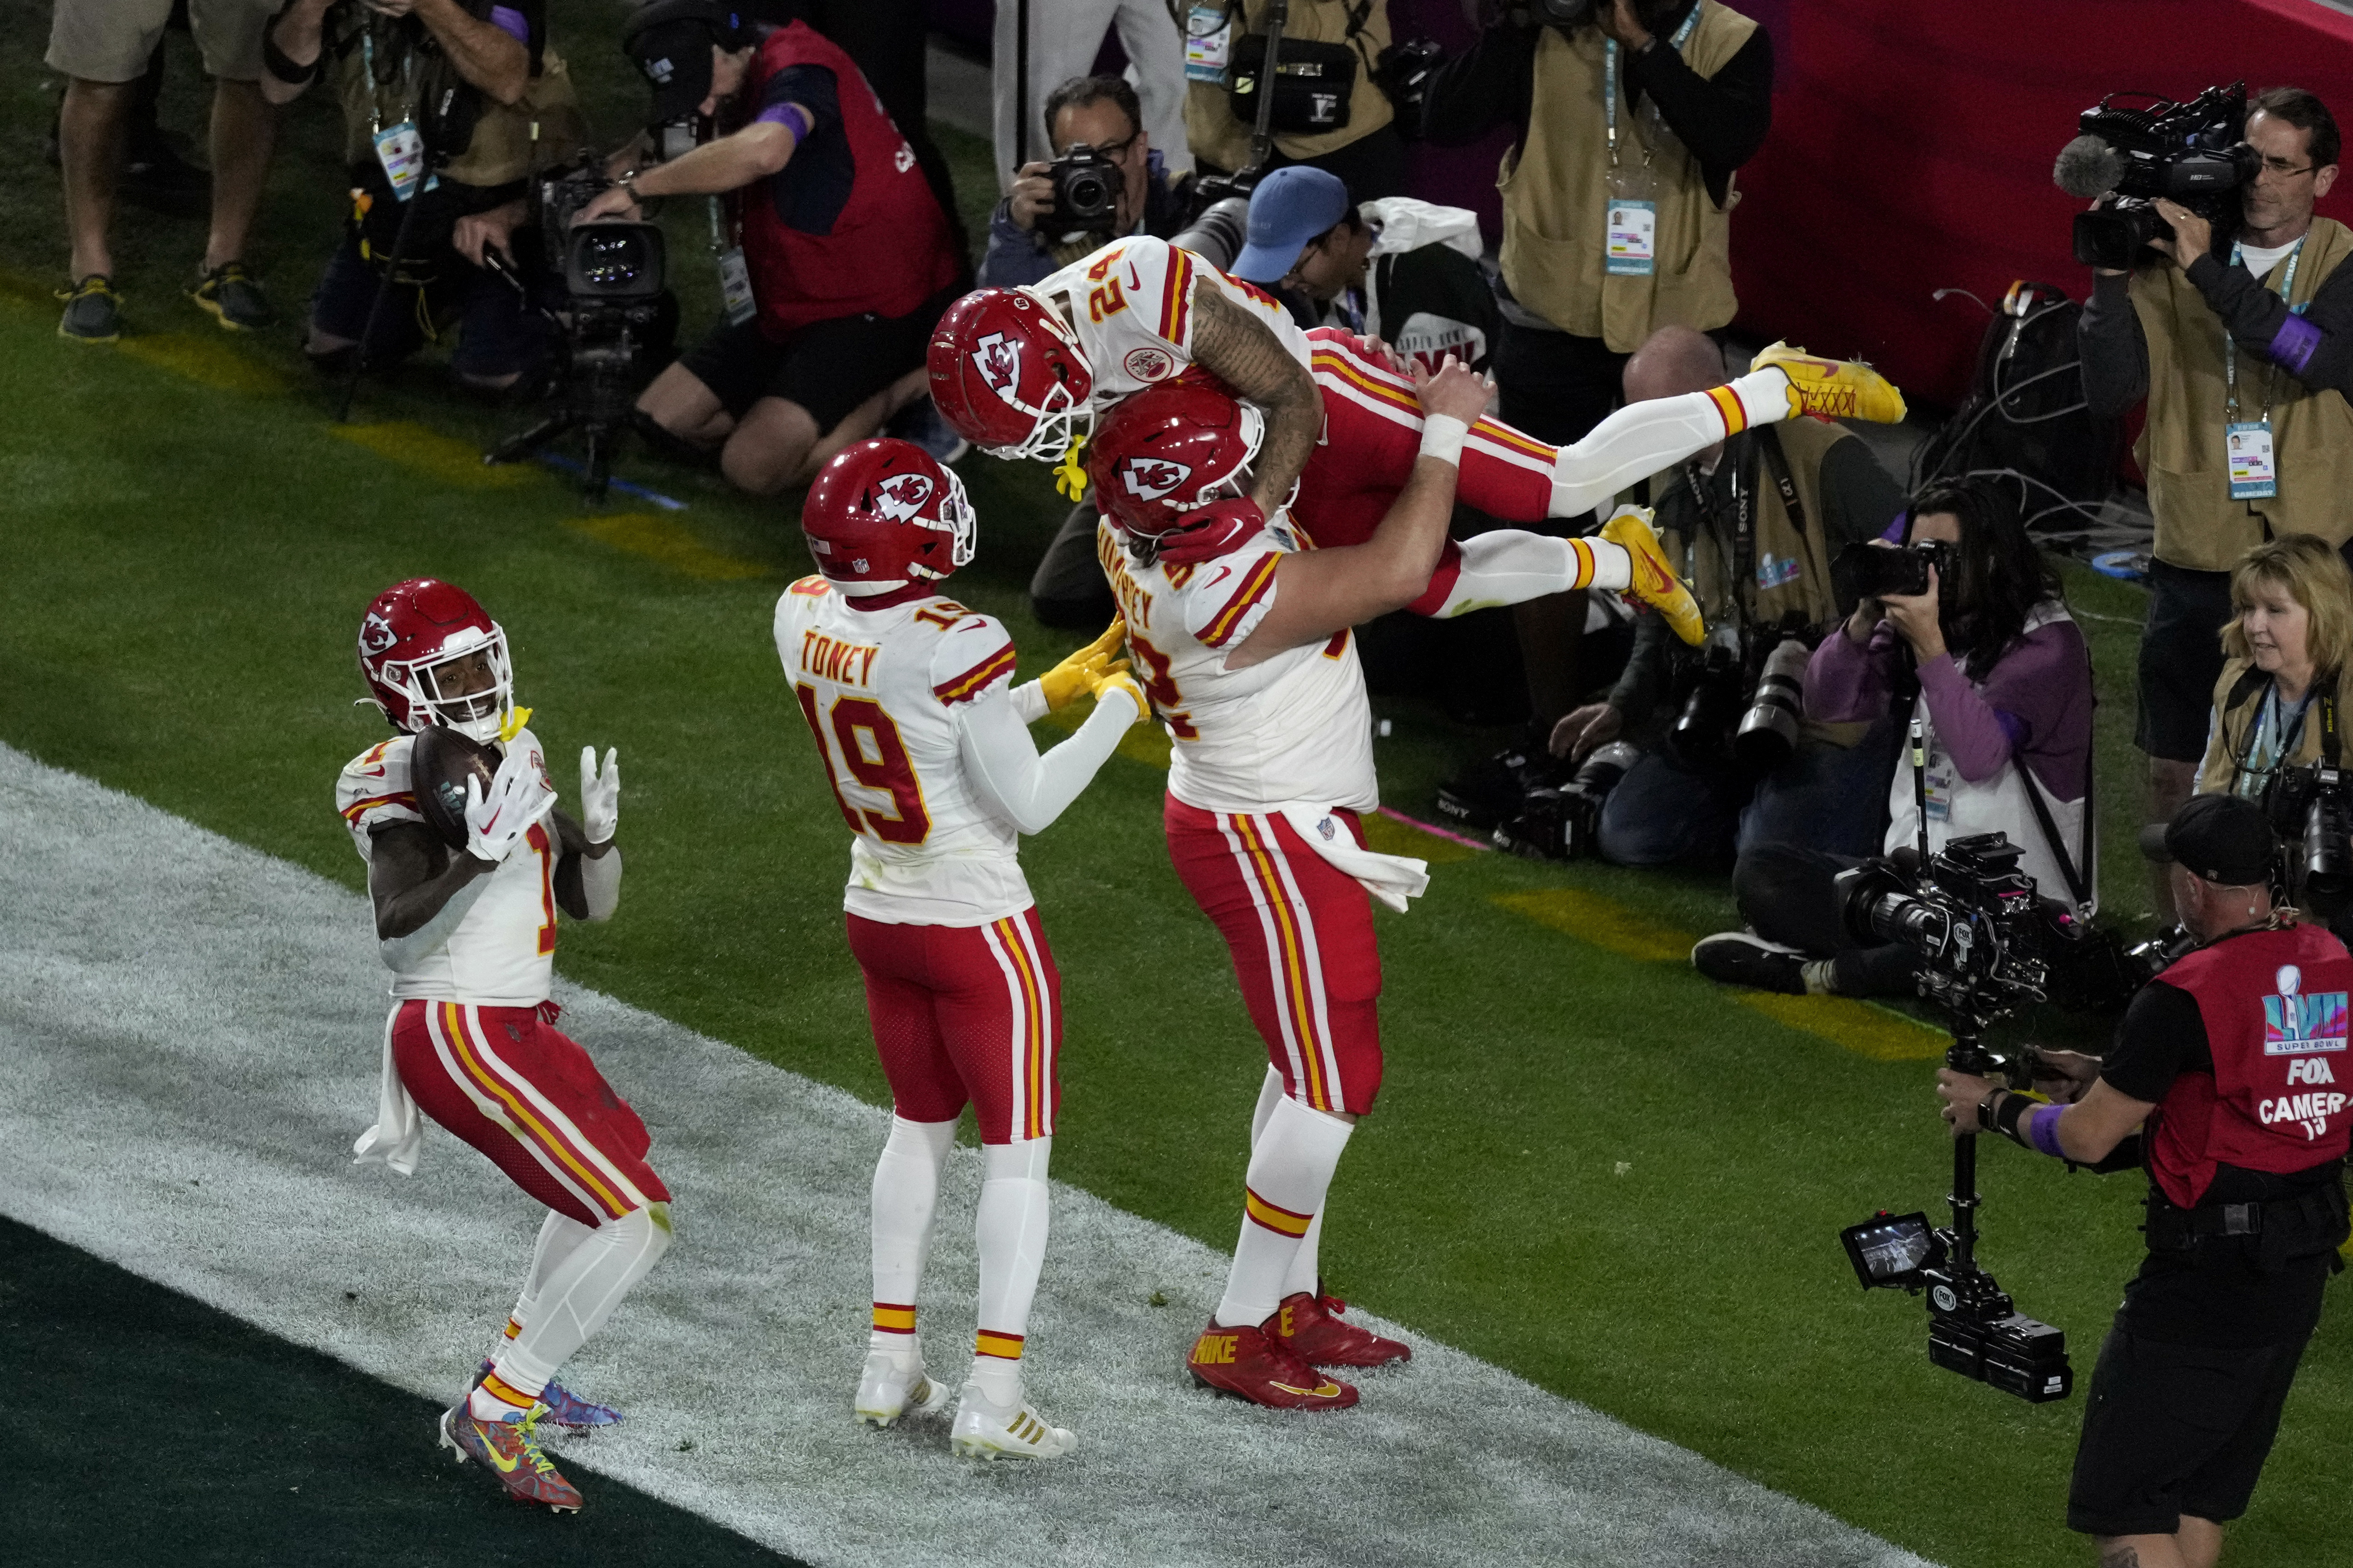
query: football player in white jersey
1077 356 1494 1411
775 438 1145 1459
337 578 668 1513
926 233 1906 628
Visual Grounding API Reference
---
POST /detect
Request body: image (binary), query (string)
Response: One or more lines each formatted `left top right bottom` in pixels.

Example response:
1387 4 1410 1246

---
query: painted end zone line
0 742 1936 1568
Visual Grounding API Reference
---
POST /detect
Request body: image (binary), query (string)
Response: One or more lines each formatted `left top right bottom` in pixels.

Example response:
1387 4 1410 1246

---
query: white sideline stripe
0 742 1938 1568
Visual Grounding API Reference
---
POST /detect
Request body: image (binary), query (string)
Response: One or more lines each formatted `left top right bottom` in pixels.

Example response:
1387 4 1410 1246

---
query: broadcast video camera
482 159 671 499
2055 82 2259 271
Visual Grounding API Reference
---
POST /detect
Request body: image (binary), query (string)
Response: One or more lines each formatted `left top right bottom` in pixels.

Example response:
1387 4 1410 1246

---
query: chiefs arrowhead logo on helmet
869 471 936 523
972 331 1022 399
358 611 399 657
1118 456 1194 502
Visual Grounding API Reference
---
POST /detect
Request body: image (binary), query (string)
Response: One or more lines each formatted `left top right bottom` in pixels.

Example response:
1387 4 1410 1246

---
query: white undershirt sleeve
955 682 1140 836
1010 679 1049 725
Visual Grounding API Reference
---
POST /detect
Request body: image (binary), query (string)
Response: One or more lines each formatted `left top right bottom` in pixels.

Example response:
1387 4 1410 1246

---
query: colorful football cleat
1187 1317 1360 1411
1599 505 1706 647
1749 341 1908 424
438 1404 584 1512
1270 1290 1412 1368
476 1359 621 1429
950 1386 1077 1460
854 1350 954 1428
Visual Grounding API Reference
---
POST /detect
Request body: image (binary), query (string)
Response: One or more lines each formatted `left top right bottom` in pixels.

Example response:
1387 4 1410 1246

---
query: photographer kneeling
586 1 962 496
1935 794 2348 1568
2193 534 2353 937
263 0 582 394
1694 481 2094 996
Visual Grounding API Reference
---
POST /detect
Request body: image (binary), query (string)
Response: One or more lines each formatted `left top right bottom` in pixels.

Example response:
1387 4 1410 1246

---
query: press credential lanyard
362 27 429 203
2224 235 2306 500
710 196 756 326
1602 5 1702 277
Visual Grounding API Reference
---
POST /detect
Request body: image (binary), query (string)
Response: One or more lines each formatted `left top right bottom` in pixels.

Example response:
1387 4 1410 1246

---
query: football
410 725 500 849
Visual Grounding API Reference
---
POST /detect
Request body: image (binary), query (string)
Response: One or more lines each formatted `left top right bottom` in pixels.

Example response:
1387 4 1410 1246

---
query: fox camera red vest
742 22 958 339
2152 923 2353 1209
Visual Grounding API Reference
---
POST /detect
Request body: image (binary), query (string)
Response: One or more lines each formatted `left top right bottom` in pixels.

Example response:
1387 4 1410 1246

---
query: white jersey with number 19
1034 235 1312 411
774 576 1039 927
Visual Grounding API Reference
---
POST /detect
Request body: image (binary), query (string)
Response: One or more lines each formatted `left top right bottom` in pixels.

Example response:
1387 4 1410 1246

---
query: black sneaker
1691 932 1810 995
191 261 274 331
56 275 121 343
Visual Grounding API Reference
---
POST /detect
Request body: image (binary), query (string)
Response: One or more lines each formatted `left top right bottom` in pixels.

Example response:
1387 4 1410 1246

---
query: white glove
580 746 620 844
465 747 557 864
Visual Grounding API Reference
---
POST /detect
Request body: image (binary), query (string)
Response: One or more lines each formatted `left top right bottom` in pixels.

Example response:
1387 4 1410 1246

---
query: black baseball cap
2138 793 2279 886
622 2 756 124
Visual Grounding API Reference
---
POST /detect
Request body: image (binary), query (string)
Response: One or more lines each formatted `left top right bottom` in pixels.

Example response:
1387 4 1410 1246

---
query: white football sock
1250 1067 1329 1301
478 1202 670 1419
1431 531 1612 616
494 1209 595 1358
1215 1096 1353 1329
970 1137 1051 1410
1547 369 1796 518
1249 1065 1284 1145
869 1115 955 1355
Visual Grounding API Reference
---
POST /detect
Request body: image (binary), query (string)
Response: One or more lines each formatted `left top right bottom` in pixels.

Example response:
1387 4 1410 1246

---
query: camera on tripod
1042 145 1121 235
2055 82 2258 271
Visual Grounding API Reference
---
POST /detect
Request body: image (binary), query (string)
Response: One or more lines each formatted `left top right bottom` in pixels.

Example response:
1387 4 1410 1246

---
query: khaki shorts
47 0 278 84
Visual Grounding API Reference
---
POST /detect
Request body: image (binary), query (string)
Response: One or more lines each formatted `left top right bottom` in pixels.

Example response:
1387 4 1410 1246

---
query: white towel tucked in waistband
1275 804 1430 913
351 1007 424 1176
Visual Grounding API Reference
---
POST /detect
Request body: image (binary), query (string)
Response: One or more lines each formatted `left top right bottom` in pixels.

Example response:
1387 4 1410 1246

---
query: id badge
717 247 756 327
373 121 427 203
1606 199 1657 276
1922 750 1954 822
1184 6 1231 82
2228 419 2279 500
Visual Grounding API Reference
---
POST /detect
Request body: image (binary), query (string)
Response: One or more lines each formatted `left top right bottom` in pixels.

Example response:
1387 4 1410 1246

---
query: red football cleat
438 1404 584 1512
1271 1290 1411 1368
1187 1317 1359 1410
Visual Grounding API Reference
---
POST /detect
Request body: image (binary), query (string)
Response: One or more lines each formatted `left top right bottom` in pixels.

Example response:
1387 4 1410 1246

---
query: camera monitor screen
1840 1211 1939 1290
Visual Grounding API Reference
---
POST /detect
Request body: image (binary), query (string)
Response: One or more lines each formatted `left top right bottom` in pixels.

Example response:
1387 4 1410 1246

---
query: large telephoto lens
1734 636 1811 772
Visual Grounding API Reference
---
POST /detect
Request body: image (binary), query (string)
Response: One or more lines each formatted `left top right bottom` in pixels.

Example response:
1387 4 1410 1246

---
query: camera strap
2015 747 2096 915
1758 426 1806 536
2223 235 2306 423
1602 5 1703 171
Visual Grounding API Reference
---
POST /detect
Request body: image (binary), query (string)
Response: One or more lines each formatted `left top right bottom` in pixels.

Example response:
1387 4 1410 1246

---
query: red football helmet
927 287 1095 460
802 438 977 592
356 579 514 743
1086 379 1265 549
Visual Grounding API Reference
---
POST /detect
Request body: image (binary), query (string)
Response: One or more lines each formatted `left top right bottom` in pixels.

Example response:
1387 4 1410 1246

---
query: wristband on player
1419 414 1469 467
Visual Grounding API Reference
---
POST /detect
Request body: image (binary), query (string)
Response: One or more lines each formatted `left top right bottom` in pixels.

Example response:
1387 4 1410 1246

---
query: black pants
1732 842 1921 997
1493 319 1630 453
1031 498 1117 629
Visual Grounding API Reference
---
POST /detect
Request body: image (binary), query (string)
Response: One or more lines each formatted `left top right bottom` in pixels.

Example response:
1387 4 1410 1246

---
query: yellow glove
1089 665 1148 723
1037 617 1127 713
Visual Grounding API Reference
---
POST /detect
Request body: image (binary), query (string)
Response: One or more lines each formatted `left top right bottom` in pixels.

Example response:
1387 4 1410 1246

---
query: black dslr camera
1042 145 1120 234
1495 741 1641 860
1831 540 1950 604
2057 82 2259 270
1833 831 2074 1404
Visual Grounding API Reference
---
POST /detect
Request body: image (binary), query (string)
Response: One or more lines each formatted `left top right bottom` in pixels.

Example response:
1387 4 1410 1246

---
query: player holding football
1080 355 1491 1410
776 439 1145 1459
338 578 668 1513
927 233 1907 627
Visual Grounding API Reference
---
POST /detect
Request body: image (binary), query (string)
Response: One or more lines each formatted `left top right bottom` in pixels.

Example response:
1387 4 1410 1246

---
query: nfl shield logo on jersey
973 332 1022 398
870 472 935 522
1118 456 1194 502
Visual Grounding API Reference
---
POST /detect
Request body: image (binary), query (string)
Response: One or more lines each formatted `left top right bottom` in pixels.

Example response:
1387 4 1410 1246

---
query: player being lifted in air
776 439 1146 1459
1080 357 1493 1410
927 232 1908 629
337 579 669 1513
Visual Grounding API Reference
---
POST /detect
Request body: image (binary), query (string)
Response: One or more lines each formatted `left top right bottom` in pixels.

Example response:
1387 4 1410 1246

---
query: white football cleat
854 1350 952 1428
950 1384 1076 1461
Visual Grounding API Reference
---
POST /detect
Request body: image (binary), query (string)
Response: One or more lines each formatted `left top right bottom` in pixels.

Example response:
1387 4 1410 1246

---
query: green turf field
1 6 2346 1565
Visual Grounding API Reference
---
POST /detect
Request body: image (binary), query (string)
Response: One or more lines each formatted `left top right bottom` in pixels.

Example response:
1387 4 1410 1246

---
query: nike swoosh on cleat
483 1438 522 1474
1270 1380 1343 1397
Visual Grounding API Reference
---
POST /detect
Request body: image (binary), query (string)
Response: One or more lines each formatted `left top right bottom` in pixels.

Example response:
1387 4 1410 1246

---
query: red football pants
1164 796 1385 1116
847 908 1062 1144
391 999 670 1229
1294 327 1561 550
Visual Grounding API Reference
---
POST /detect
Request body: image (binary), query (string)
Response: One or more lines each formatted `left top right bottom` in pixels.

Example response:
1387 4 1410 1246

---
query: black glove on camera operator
263 0 578 393
1935 794 2348 1566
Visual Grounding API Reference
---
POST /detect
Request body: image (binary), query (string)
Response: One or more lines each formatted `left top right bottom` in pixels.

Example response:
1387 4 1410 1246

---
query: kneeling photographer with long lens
2192 534 2353 942
1934 794 2349 1568
580 0 963 497
1694 481 2095 997
262 0 585 396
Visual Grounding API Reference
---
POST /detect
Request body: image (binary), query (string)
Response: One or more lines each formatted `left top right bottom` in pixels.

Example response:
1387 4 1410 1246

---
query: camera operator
1183 0 1406 201
2078 87 2353 922
1934 794 2348 1568
585 1 962 496
1226 167 1498 368
1543 325 1905 865
1422 0 1771 765
1695 482 2095 998
2192 535 2353 928
262 0 581 393
983 75 1194 289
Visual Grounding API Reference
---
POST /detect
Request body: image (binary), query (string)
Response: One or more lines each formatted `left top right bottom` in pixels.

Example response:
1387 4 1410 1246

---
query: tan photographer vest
1497 2 1754 349
1661 417 1845 631
338 27 586 192
2131 218 2353 571
1184 0 1396 172
2194 657 2341 796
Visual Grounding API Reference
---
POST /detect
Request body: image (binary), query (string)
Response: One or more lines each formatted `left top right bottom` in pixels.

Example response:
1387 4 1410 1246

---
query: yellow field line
564 512 769 582
331 421 530 489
